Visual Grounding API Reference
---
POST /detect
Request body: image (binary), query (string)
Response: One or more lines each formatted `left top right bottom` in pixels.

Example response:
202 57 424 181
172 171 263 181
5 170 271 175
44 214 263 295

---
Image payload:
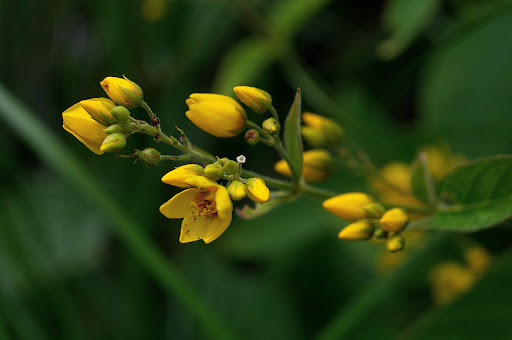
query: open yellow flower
62 103 108 155
185 93 246 138
160 176 233 244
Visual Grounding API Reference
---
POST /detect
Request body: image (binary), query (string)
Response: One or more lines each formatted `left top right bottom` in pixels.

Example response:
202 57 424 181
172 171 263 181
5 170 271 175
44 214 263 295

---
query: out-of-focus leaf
420 9 512 157
410 152 436 205
411 156 512 232
213 37 276 95
268 0 335 41
283 88 303 182
236 191 296 220
378 0 441 59
403 251 512 340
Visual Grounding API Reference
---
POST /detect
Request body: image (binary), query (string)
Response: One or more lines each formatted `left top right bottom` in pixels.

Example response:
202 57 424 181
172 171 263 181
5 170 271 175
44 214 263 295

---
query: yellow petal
161 164 205 188
202 214 232 244
179 214 212 243
184 176 220 191
62 103 108 155
214 185 233 221
159 188 202 219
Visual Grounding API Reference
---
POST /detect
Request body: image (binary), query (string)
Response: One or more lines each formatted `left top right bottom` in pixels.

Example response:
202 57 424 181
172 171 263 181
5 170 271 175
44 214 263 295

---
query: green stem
0 84 236 340
140 100 155 120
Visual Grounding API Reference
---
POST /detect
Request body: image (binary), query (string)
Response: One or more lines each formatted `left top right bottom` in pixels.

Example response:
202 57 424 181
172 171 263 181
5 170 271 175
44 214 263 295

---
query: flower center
191 191 217 218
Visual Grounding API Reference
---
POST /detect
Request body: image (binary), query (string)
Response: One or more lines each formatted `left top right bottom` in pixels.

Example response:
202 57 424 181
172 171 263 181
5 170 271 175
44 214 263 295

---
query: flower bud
100 76 143 109
222 159 238 176
62 103 108 155
262 118 280 134
363 203 386 219
100 133 126 153
373 227 388 240
233 86 272 113
274 149 333 182
386 234 405 253
379 208 409 233
136 148 161 167
338 219 374 241
246 178 270 203
322 192 374 221
111 106 131 122
245 129 260 145
161 164 205 188
185 93 246 137
80 98 117 126
302 112 343 147
301 126 327 148
104 124 124 134
204 162 224 181
227 180 247 201
464 246 492 275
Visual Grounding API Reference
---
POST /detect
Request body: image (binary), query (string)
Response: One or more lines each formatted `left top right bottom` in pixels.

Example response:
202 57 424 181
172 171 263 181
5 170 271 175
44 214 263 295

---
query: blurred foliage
2 0 512 339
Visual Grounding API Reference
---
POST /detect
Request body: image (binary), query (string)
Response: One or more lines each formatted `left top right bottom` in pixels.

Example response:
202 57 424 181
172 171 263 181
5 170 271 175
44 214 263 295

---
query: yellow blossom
80 98 117 126
159 176 233 244
338 219 374 241
379 208 409 233
161 164 206 188
274 149 333 182
185 93 246 138
464 246 492 275
323 192 374 221
429 261 476 305
62 103 108 155
233 86 272 113
246 178 270 203
301 112 343 147
100 76 143 109
422 144 466 180
386 234 405 253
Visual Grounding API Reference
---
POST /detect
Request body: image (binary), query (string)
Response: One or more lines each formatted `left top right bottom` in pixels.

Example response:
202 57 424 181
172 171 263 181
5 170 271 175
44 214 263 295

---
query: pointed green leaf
411 155 512 232
283 88 303 182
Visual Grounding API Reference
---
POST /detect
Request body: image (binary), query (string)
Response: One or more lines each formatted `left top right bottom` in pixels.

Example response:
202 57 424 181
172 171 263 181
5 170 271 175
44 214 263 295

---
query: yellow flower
62 103 108 155
379 208 409 233
422 144 466 180
386 234 405 253
79 98 117 126
185 93 246 138
233 86 272 113
160 176 233 244
301 112 343 147
338 219 374 241
246 178 270 203
429 261 476 305
100 76 143 109
274 149 332 182
161 164 206 188
322 192 374 221
464 246 492 275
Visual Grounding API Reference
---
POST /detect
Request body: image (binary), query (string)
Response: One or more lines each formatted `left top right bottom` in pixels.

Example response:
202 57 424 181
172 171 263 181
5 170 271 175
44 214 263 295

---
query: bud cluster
322 192 410 252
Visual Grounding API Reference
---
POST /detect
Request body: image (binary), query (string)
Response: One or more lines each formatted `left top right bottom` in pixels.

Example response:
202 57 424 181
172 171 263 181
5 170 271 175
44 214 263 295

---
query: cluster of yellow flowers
429 246 492 305
323 192 410 252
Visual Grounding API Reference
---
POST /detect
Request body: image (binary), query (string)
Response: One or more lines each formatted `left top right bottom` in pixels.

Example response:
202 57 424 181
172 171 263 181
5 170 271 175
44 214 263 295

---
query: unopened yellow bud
222 159 238 176
233 86 272 113
363 203 386 219
100 76 143 109
185 93 246 137
338 219 374 241
227 180 247 201
62 103 109 155
161 164 205 188
302 112 343 147
464 246 492 275
380 208 409 233
322 192 374 221
386 234 405 253
262 118 280 134
301 126 327 148
274 149 333 183
80 98 117 126
136 148 160 167
245 129 260 145
204 162 224 181
111 106 131 122
246 178 270 203
100 133 126 153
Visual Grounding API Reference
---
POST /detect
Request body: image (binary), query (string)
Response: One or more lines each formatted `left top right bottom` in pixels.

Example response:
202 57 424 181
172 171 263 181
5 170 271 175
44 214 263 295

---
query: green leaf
420 8 512 157
378 0 441 59
410 151 436 205
283 88 303 182
412 155 512 232
404 251 512 340
213 37 276 95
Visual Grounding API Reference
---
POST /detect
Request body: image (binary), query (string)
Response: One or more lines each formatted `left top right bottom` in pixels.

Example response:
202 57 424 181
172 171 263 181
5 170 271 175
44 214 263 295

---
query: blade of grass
0 83 235 340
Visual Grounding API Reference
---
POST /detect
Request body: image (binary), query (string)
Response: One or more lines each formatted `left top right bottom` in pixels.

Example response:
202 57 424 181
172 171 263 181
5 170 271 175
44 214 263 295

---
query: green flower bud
111 106 131 122
100 133 126 153
222 159 238 176
372 227 388 240
245 129 260 145
363 203 386 219
104 124 124 134
262 118 280 134
204 162 224 181
136 148 160 167
227 180 247 201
